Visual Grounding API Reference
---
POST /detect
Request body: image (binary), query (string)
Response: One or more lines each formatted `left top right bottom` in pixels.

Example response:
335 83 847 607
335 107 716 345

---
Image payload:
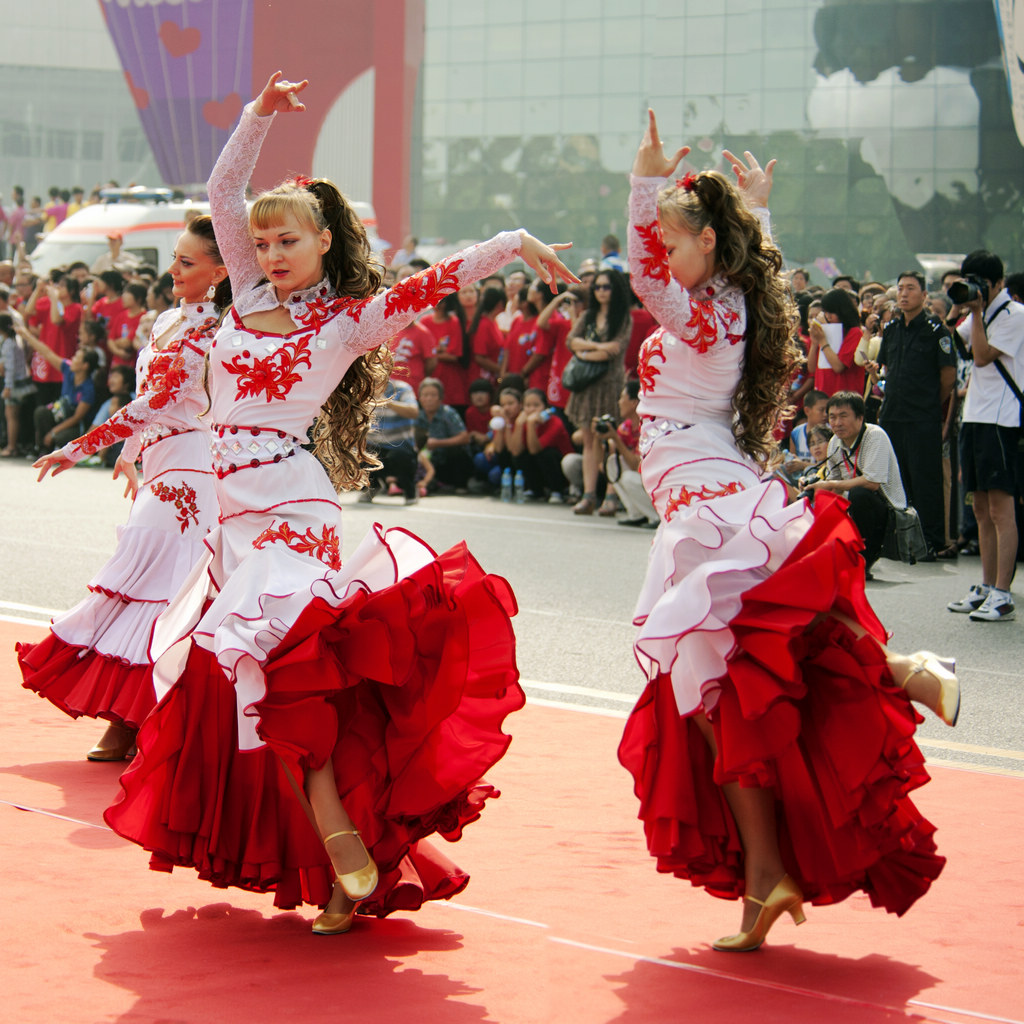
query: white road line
0 614 53 627
1 800 110 830
0 600 64 615
434 901 549 929
521 679 639 703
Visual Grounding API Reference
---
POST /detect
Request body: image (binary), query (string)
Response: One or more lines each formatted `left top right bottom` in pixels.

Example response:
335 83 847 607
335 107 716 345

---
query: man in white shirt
946 250 1023 623
805 390 907 578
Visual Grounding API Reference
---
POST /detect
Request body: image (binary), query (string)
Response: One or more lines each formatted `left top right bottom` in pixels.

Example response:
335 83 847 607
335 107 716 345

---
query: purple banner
100 0 254 185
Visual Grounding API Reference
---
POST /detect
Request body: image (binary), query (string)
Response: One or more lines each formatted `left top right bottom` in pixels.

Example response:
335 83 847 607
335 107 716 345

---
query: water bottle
500 467 513 503
513 469 526 504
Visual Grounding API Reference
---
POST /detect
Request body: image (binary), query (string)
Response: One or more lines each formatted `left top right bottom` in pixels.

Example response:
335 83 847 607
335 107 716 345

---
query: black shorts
960 421 1020 495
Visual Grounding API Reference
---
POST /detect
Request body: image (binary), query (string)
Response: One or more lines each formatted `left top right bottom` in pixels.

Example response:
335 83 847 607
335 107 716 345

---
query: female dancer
104 72 575 934
566 268 631 514
618 112 958 952
18 216 229 760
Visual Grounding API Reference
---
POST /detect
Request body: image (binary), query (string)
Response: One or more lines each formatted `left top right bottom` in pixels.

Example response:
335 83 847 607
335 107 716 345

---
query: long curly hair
250 179 391 491
658 172 798 467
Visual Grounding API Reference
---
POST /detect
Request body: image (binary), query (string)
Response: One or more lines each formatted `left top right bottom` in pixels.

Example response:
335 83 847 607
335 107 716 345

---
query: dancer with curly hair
19 215 230 762
104 71 576 935
618 111 959 951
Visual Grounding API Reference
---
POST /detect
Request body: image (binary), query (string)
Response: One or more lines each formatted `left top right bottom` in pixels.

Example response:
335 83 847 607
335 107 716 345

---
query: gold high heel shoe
312 883 357 936
712 875 806 952
323 829 378 901
906 651 960 727
86 723 138 762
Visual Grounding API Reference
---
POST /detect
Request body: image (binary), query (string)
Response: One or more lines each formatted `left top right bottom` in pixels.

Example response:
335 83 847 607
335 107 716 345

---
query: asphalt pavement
1 458 1020 775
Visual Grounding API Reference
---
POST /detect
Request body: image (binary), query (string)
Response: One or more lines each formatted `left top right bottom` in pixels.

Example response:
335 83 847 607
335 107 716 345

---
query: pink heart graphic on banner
124 70 149 111
159 20 201 58
203 93 243 130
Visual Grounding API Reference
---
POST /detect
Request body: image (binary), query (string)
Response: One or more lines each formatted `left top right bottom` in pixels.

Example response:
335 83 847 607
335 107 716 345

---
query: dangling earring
205 283 217 301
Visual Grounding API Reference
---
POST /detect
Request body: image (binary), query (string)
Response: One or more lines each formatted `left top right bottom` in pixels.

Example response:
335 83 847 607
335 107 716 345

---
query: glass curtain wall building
415 0 1024 281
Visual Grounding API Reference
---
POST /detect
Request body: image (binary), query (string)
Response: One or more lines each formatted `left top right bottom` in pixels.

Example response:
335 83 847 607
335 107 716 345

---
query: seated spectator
787 388 828 469
804 391 907 577
601 380 656 527
84 364 136 467
20 323 99 455
363 375 420 505
464 377 495 451
807 288 865 396
416 376 472 491
474 386 521 490
78 319 109 369
517 387 573 502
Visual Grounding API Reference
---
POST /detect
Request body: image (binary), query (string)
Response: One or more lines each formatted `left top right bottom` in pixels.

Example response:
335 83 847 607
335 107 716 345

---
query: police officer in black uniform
870 271 957 557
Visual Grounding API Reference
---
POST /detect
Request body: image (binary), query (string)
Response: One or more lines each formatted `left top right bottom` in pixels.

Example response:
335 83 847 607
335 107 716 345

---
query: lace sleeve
628 175 747 354
61 318 216 464
208 102 274 297
317 231 522 354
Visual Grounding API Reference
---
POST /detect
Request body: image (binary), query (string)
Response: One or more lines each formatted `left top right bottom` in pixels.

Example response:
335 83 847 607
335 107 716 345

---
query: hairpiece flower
676 172 698 192
290 174 314 189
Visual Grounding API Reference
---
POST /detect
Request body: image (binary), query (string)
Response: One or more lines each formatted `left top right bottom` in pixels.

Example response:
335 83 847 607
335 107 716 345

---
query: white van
29 188 382 277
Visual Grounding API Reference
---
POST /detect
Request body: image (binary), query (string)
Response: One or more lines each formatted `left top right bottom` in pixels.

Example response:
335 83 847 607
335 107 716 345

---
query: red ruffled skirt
619 492 944 916
104 539 524 916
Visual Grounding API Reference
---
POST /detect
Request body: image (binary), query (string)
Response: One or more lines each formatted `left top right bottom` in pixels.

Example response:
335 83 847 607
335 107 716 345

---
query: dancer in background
618 112 958 952
105 71 576 935
18 217 229 761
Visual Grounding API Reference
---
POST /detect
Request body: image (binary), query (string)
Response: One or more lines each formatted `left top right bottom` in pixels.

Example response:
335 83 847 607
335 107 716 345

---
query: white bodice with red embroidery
207 102 521 439
62 303 219 465
628 175 773 427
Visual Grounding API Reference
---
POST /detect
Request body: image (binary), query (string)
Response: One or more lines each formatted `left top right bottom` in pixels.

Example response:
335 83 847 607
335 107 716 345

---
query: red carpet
3 621 1021 1024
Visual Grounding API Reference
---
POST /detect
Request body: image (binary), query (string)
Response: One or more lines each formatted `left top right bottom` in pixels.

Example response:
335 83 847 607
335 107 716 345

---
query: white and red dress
104 103 525 917
617 176 944 916
18 305 221 731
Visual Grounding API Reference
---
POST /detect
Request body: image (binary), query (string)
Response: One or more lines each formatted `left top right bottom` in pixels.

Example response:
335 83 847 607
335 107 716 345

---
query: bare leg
693 714 786 932
305 762 368 914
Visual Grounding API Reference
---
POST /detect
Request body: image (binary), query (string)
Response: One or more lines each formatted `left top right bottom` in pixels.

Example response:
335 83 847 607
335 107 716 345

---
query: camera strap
981 301 1024 412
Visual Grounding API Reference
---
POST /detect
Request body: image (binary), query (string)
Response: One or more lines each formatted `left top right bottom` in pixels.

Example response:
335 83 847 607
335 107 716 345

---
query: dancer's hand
518 233 580 287
632 109 690 178
33 451 73 482
113 456 139 499
721 149 776 209
254 71 309 117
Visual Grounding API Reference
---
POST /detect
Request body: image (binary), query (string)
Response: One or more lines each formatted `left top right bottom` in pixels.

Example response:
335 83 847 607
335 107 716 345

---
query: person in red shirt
467 286 505 381
516 387 573 500
91 270 126 346
108 282 148 368
536 286 585 414
389 317 437 392
47 277 83 362
807 288 864 396
624 294 658 378
501 280 556 390
23 277 63 402
422 294 469 412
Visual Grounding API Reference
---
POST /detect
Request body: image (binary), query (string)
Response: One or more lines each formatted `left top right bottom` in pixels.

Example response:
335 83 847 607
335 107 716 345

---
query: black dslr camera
947 275 990 307
594 414 616 435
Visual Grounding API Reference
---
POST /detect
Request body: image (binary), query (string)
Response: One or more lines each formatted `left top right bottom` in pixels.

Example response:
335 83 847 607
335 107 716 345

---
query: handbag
561 354 609 393
882 504 930 565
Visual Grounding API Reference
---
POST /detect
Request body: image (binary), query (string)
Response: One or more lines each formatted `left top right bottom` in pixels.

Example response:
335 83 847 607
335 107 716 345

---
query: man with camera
803 391 907 579
946 251 1024 622
869 271 956 559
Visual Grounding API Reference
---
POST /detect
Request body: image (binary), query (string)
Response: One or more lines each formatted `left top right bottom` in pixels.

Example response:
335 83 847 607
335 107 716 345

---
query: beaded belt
140 424 197 454
210 423 302 478
638 417 693 457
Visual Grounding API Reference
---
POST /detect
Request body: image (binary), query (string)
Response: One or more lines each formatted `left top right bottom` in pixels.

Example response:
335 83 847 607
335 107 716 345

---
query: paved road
2 458 1020 775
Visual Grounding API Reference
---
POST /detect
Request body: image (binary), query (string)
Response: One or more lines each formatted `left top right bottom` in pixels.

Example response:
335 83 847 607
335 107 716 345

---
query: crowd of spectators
2 188 1022 607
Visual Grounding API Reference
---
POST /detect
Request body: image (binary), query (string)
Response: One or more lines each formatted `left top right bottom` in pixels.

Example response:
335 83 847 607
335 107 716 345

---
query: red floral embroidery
681 299 720 354
151 481 199 533
663 480 744 519
293 295 372 331
252 520 341 569
72 414 142 455
637 329 667 392
223 334 312 402
634 221 671 284
384 258 465 318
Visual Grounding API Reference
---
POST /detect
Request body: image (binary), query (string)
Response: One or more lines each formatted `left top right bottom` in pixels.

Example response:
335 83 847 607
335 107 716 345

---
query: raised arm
209 72 308 297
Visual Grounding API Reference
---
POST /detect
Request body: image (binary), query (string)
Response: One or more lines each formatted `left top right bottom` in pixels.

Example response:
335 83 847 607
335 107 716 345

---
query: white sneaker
968 589 1016 622
947 584 989 613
